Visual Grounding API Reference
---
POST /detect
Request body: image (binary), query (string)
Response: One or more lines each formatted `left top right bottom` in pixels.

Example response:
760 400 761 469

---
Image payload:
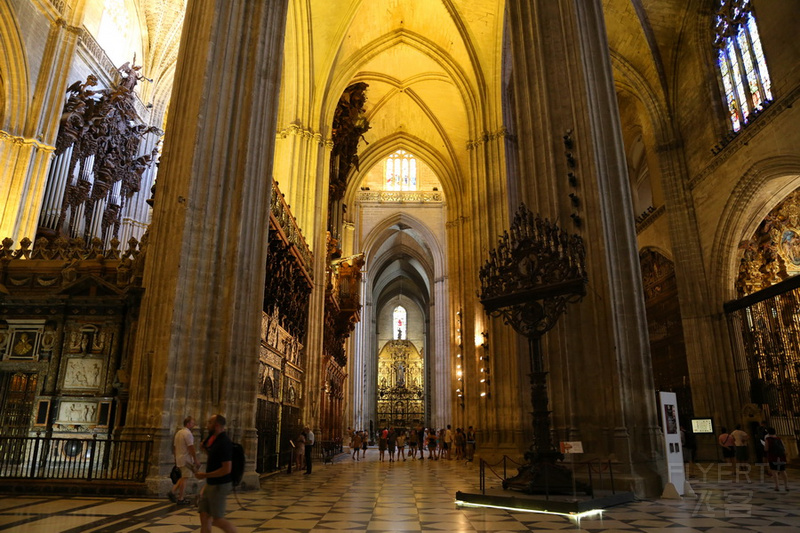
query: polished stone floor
0 451 798 532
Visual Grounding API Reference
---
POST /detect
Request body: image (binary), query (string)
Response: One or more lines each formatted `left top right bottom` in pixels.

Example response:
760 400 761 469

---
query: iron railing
0 433 152 482
724 275 800 439
478 456 619 499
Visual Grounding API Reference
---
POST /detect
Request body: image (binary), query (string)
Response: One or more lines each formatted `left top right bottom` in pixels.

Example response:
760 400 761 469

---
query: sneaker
167 492 177 503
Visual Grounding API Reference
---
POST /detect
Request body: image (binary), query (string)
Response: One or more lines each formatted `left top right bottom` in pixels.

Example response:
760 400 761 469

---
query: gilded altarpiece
377 340 424 429
727 189 800 438
736 189 800 297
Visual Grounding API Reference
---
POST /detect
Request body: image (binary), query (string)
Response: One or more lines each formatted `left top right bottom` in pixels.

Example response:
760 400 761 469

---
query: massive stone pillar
458 124 528 454
123 0 289 492
506 0 663 496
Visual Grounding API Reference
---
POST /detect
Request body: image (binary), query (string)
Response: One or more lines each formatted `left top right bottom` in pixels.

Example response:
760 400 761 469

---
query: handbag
170 465 181 484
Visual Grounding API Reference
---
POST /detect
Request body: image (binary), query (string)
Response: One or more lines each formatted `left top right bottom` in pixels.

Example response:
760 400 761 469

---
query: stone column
431 274 451 427
0 4 82 242
506 0 663 496
122 0 289 493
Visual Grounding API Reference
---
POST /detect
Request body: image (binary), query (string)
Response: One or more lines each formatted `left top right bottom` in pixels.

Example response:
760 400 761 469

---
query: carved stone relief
57 401 98 424
62 357 104 391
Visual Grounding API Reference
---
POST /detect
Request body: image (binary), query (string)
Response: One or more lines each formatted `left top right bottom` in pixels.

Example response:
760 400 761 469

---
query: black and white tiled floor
0 452 798 532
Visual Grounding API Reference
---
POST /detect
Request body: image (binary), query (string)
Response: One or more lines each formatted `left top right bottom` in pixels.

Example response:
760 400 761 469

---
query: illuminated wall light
479 378 486 383
456 353 462 358
480 391 487 397
456 364 461 370
474 332 484 347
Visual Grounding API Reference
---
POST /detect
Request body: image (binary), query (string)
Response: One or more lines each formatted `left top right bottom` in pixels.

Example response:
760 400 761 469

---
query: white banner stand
659 391 686 497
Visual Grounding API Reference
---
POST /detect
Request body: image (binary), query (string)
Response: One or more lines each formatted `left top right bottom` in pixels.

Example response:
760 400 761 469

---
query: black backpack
770 437 786 456
231 441 245 487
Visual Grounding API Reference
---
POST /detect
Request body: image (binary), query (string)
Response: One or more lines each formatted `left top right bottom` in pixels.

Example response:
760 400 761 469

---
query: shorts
179 464 195 478
735 446 748 461
721 446 735 458
198 482 231 519
769 460 786 472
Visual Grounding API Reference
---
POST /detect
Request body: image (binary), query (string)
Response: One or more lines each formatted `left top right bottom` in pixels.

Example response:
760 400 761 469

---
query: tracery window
393 306 407 340
384 150 417 191
713 0 772 132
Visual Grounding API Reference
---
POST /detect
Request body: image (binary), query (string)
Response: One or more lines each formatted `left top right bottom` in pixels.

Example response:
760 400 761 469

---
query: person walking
454 428 465 461
718 427 736 472
196 414 237 533
408 427 418 459
764 427 789 491
397 429 406 461
379 428 388 462
304 426 315 475
361 430 368 459
731 424 749 480
352 430 362 460
169 416 200 504
427 428 438 460
387 428 397 462
466 426 476 462
754 421 768 464
294 430 306 471
443 425 453 460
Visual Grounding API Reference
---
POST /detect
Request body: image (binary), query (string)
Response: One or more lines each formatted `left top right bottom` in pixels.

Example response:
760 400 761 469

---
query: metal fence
724 276 800 439
478 456 620 499
0 434 152 482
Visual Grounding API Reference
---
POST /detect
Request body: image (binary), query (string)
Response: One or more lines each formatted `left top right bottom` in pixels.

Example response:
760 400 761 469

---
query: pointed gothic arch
711 156 800 302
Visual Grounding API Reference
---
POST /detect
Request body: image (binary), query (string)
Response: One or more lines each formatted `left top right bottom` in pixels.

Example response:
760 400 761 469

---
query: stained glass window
393 306 407 340
714 1 772 132
384 150 417 191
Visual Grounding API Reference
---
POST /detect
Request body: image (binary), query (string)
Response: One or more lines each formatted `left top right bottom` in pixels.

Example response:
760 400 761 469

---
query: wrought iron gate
725 276 800 438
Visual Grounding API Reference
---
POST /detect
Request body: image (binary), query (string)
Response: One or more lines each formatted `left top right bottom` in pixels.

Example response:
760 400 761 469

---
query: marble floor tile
0 452 798 532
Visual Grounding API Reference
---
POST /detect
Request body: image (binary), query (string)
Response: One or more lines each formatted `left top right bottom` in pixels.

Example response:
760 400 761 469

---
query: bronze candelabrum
479 204 590 495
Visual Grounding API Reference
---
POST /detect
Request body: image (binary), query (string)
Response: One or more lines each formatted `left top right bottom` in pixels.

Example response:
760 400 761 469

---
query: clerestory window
384 150 417 191
713 0 773 132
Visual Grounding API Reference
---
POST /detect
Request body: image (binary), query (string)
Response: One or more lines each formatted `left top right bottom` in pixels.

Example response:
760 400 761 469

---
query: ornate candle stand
479 204 589 495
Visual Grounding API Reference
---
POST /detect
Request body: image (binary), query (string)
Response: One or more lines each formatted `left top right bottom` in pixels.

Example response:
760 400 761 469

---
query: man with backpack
764 427 789 492
196 414 237 532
